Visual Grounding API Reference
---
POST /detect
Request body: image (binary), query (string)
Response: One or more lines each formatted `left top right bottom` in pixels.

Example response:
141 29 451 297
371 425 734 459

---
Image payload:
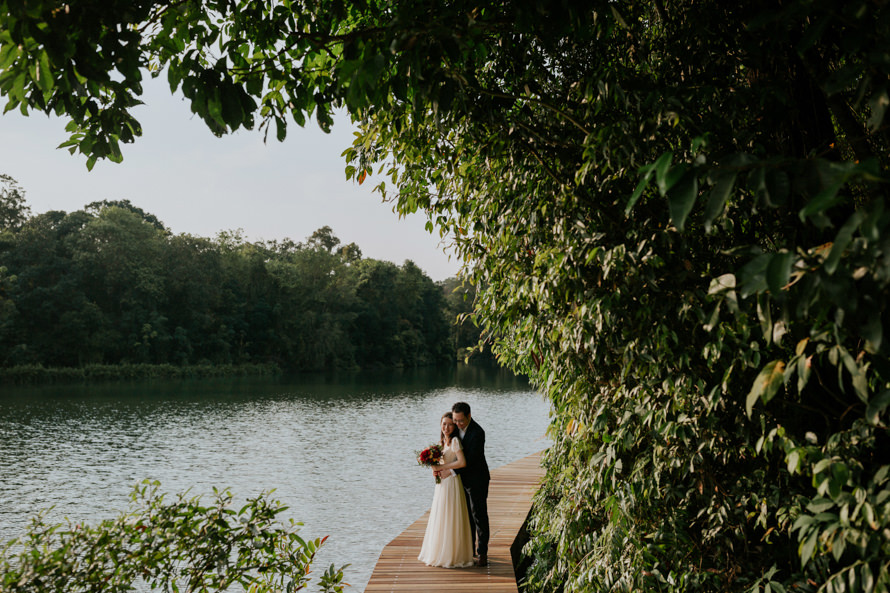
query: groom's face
453 411 470 431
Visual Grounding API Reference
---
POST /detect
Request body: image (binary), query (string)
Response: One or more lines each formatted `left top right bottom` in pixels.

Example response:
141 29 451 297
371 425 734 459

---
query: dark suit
456 419 490 555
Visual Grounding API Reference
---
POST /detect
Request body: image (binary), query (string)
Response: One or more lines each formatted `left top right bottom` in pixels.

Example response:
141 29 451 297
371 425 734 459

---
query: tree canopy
0 194 467 373
2 1 890 592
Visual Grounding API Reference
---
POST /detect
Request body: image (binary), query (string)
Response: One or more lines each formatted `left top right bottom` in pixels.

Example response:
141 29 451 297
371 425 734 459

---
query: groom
451 401 491 567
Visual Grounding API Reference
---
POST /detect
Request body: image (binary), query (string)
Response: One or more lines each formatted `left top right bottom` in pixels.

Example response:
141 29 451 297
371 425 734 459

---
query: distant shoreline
0 362 282 386
0 360 501 386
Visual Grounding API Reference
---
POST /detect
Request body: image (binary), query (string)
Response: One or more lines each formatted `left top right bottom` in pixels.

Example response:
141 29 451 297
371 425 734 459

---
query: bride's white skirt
417 473 475 568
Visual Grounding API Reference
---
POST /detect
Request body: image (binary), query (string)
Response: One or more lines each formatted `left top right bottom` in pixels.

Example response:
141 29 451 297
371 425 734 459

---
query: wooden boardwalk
365 451 545 593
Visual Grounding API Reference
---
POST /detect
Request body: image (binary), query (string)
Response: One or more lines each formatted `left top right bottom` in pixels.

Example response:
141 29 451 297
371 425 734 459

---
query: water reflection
0 366 550 591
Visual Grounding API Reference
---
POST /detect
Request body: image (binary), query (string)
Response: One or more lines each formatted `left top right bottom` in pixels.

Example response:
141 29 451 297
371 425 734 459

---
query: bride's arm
436 447 467 472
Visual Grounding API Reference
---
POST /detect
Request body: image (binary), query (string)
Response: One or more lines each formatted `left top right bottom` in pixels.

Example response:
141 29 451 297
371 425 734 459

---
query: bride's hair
439 411 458 445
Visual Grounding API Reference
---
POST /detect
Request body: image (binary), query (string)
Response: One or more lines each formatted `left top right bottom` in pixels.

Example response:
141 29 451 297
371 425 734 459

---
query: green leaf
708 273 736 296
787 449 801 474
867 88 888 132
207 90 226 129
667 171 698 231
861 198 884 241
797 354 811 392
703 170 736 232
865 390 890 425
766 251 794 296
834 346 868 403
792 514 815 531
800 530 818 568
12 70 26 102
852 365 868 404
221 87 244 129
861 314 882 353
831 463 849 490
825 211 865 275
861 563 874 592
36 51 53 93
246 72 263 96
626 164 655 216
831 533 846 561
764 169 790 206
662 164 686 196
654 152 674 195
799 179 844 222
749 167 766 202
814 458 832 475
0 40 20 69
757 293 773 343
806 498 835 513
739 253 770 298
610 5 630 28
746 360 786 417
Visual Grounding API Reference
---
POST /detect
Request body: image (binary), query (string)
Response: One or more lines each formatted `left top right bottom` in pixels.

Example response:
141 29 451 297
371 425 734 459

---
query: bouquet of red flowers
416 443 444 483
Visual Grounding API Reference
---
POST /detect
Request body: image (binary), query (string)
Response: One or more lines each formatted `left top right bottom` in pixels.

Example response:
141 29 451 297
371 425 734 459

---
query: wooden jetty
364 451 545 593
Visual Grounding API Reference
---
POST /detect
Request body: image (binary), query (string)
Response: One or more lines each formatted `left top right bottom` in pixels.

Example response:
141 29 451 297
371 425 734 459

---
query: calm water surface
0 366 550 591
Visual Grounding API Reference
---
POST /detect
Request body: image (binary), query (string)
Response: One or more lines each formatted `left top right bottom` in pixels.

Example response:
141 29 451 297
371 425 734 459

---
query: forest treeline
0 178 484 376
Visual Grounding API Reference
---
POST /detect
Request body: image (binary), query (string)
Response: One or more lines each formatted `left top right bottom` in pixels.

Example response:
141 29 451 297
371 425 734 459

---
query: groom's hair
452 402 471 416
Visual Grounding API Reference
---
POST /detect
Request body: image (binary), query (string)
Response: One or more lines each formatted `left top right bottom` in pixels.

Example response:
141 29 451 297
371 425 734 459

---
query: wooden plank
364 451 544 593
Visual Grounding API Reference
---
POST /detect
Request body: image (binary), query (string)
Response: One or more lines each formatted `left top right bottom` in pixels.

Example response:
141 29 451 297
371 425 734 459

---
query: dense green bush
0 482 348 593
348 3 890 591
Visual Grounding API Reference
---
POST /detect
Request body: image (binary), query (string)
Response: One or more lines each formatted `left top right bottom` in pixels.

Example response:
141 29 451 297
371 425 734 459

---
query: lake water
0 365 550 591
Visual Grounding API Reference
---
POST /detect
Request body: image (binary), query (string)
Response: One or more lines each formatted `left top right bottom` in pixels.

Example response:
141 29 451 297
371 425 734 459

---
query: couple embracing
417 402 490 568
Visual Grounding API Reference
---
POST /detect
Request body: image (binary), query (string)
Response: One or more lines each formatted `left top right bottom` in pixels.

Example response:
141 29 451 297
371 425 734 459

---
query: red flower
416 443 444 483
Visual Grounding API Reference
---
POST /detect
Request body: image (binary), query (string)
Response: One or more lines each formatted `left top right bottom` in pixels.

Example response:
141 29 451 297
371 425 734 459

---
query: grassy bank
0 362 282 385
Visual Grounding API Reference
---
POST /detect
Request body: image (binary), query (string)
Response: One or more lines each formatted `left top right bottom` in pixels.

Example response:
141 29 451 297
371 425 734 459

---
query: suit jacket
456 419 490 487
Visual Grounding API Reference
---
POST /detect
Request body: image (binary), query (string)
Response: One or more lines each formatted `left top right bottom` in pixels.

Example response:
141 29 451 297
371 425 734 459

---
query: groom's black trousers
464 481 490 555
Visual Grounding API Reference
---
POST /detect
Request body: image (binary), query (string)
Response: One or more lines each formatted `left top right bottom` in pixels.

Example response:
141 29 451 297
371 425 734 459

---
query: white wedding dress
417 437 475 568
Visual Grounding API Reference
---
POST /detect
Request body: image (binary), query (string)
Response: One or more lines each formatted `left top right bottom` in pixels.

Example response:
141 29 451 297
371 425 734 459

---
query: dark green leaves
654 151 676 195
825 210 865 275
865 390 890 426
867 88 888 132
0 481 348 593
765 251 794 296
627 151 699 230
703 168 737 232
667 170 698 231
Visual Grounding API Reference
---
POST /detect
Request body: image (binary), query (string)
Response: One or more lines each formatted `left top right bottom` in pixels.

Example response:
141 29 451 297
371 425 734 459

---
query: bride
417 412 475 568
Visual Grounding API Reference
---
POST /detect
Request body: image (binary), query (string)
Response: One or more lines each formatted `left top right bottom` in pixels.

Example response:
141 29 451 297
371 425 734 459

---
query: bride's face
441 417 456 437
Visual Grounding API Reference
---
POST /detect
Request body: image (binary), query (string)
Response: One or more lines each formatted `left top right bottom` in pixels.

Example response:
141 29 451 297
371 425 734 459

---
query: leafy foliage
0 198 463 373
3 1 890 592
0 481 348 593
0 174 29 231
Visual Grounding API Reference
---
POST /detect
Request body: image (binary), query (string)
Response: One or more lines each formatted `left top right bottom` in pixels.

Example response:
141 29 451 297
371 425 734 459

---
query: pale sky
0 77 460 281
